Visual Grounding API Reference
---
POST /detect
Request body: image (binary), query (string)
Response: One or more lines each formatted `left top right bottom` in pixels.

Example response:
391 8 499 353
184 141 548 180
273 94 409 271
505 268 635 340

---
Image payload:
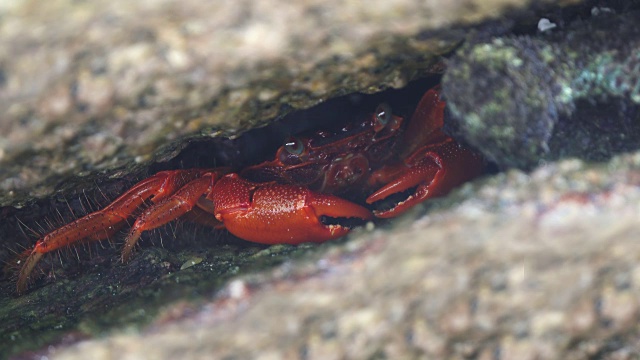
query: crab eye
374 103 392 128
284 136 305 155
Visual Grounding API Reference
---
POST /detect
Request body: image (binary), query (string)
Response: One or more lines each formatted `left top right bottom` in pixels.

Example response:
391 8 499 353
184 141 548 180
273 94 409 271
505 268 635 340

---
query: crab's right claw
211 174 373 245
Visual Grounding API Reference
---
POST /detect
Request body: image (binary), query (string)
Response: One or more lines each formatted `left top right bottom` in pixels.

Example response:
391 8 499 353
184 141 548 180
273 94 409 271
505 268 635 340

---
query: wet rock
443 8 640 169
27 151 640 359
0 0 578 206
14 0 640 359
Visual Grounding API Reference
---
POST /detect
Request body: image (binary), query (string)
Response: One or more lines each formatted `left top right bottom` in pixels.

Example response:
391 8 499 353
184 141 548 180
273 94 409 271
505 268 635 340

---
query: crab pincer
366 138 483 218
365 86 484 218
210 174 373 244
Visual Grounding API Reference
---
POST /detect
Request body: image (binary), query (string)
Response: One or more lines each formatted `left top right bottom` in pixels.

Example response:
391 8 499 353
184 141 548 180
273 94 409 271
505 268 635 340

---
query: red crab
15 86 484 293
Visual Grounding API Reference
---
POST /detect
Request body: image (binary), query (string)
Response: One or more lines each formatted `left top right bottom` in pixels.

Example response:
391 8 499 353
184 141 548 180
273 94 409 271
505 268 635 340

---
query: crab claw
366 154 441 218
367 140 484 218
211 174 373 245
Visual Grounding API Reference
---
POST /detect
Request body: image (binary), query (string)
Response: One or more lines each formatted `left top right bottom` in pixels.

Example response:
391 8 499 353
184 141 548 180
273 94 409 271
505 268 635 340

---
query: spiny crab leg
16 169 210 294
121 171 227 262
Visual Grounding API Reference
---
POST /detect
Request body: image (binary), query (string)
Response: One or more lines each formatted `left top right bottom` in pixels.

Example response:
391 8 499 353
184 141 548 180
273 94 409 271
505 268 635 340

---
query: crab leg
398 85 446 158
16 169 209 293
121 171 227 261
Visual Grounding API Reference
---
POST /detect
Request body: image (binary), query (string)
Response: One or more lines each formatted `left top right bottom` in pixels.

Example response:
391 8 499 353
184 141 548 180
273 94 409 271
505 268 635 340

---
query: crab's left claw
367 139 483 218
212 174 373 245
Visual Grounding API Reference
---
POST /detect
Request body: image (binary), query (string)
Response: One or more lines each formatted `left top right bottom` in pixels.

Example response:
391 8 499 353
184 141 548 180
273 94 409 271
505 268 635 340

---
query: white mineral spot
537 18 557 32
228 279 249 299
180 257 203 270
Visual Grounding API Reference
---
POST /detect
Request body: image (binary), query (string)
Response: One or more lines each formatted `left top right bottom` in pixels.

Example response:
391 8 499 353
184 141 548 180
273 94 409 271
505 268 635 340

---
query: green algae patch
444 10 640 169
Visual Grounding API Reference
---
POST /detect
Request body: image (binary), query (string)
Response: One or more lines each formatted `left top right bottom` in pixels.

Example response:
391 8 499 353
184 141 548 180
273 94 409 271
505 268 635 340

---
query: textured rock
0 0 578 205
39 152 640 359
443 9 640 169
14 0 640 359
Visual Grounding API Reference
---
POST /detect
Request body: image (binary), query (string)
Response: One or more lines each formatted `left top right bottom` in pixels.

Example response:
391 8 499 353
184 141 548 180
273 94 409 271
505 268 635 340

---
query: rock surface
0 0 576 205
443 9 640 169
46 152 640 359
6 0 640 359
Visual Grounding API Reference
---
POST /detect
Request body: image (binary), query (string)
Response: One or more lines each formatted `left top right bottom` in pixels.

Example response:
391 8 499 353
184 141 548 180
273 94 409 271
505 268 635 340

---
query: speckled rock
0 0 579 205
14 0 640 359
33 151 640 360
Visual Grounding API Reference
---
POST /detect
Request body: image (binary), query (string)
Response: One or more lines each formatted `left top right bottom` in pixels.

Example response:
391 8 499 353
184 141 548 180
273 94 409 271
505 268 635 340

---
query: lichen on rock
443 9 640 169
